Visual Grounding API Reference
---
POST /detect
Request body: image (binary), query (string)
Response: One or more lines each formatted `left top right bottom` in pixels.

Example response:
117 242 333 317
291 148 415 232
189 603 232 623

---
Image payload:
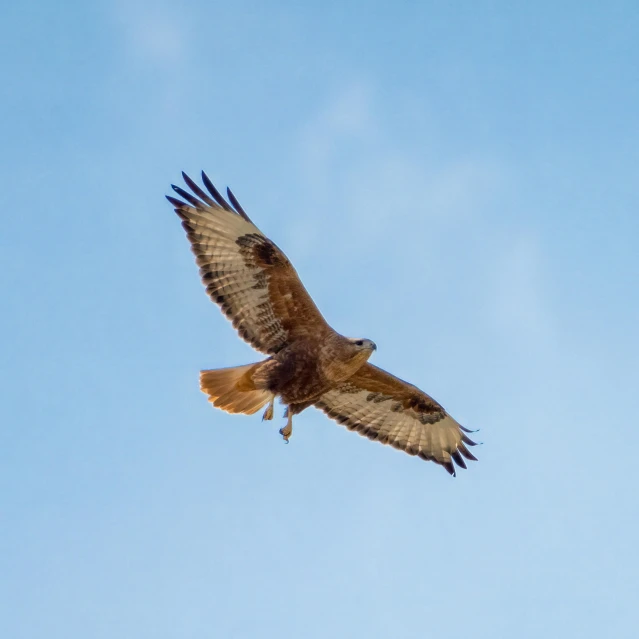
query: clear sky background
2 1 638 637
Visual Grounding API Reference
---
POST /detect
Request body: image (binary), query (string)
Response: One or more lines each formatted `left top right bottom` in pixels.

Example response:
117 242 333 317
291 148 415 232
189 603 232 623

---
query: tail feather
200 363 271 415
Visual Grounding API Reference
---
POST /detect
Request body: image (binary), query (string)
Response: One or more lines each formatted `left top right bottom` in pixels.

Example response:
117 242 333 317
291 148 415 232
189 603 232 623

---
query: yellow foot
262 404 274 421
279 423 292 443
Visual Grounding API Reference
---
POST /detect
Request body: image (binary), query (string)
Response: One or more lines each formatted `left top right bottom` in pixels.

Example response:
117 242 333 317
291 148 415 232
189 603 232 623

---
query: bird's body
254 334 376 405
167 172 477 475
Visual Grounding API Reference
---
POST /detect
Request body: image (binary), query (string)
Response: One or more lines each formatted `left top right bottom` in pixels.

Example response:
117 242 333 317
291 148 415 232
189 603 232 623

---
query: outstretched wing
167 172 331 355
314 363 478 475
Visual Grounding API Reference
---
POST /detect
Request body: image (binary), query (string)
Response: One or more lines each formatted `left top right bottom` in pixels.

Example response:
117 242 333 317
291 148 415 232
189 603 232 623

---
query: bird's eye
355 340 363 346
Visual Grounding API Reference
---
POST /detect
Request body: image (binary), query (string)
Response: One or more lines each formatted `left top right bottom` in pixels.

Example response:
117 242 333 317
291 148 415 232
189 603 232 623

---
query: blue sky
2 1 639 637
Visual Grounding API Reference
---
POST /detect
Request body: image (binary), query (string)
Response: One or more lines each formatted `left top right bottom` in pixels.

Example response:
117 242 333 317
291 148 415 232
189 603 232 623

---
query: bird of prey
167 172 478 475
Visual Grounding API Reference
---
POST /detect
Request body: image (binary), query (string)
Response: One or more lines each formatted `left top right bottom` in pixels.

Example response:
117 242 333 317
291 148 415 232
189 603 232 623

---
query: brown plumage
167 171 478 475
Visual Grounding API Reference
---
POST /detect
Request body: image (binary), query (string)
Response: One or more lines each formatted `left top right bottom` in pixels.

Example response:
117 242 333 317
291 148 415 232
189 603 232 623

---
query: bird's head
326 336 378 381
347 337 377 356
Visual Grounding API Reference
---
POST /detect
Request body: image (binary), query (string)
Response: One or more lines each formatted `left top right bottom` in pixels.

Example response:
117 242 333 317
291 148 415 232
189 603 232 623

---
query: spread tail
200 362 271 415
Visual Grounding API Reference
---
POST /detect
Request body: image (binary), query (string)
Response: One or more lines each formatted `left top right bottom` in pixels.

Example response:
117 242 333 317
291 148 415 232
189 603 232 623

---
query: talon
279 407 293 443
262 395 275 421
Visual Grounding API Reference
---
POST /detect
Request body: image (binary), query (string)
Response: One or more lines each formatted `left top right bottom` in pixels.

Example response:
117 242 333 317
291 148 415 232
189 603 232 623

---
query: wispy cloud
486 232 555 345
111 1 188 68
104 1 194 127
298 82 375 192
294 82 507 249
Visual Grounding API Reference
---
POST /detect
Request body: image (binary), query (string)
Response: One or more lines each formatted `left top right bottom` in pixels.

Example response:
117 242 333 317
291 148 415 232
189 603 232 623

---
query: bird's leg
279 406 293 443
262 394 275 421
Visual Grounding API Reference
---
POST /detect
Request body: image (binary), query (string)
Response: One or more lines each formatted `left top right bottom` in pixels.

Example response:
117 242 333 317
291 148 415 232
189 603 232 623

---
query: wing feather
314 363 477 475
168 172 331 354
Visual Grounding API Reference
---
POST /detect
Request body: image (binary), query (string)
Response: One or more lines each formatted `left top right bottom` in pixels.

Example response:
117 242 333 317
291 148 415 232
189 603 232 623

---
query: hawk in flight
167 172 478 475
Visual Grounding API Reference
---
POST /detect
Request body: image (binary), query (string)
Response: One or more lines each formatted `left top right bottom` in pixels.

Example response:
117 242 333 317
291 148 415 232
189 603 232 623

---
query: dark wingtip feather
461 433 478 447
201 171 233 212
451 451 467 469
166 195 187 209
227 187 252 223
442 460 456 477
171 184 205 209
460 424 479 434
182 171 219 208
459 442 478 462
